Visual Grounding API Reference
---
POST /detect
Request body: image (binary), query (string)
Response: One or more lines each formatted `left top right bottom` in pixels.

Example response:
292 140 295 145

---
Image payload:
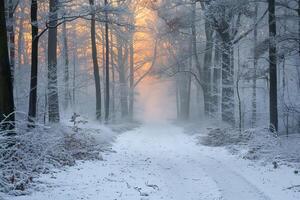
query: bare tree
104 0 110 122
89 0 102 120
7 0 18 83
251 3 258 128
48 0 60 123
0 0 15 131
62 10 70 110
268 0 278 131
28 0 38 127
205 0 251 126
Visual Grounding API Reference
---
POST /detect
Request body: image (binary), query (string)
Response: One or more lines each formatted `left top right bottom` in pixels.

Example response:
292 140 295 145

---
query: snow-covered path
10 122 299 200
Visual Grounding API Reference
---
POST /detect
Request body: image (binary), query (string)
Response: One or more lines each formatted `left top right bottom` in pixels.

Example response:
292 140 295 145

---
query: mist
0 0 300 199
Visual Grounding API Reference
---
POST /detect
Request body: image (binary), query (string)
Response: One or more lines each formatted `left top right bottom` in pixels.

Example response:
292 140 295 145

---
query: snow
3 122 300 200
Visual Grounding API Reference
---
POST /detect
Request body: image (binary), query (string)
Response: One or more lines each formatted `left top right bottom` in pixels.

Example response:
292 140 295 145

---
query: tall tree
191 1 204 111
251 3 258 127
129 34 134 120
118 39 129 118
104 0 110 122
199 1 214 116
28 0 39 126
8 0 17 82
211 34 221 117
298 0 300 60
48 0 60 123
268 0 278 131
110 29 116 120
17 1 25 67
0 0 15 131
205 0 250 126
89 0 102 120
62 13 70 109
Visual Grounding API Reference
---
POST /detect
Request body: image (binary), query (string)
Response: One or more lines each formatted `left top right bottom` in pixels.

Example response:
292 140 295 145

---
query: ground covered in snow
185 121 300 169
0 117 120 195
2 122 299 200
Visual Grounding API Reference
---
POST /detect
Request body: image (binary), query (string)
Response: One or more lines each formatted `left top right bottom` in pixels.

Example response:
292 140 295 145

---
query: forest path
12 122 271 200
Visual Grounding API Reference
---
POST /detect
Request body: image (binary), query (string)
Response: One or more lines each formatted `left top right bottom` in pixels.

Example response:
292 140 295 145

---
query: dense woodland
0 0 299 132
0 0 300 196
0 0 299 133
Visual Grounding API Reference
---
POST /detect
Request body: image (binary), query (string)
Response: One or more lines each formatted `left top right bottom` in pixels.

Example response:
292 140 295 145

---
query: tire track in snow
195 156 271 200
118 124 269 200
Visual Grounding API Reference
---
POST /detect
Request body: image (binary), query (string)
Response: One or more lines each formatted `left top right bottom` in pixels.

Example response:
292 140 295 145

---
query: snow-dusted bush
198 125 300 167
0 120 114 195
240 128 300 165
199 128 246 147
238 128 279 161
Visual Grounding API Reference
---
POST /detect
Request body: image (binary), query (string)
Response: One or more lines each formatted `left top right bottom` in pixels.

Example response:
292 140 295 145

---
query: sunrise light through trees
0 0 300 199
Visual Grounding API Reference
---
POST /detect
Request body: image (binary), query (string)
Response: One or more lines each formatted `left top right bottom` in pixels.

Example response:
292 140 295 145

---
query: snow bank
186 122 300 168
239 128 300 165
0 120 115 195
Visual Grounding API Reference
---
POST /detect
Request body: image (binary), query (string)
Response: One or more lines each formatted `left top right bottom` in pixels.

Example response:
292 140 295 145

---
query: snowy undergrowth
236 128 300 167
0 120 116 195
184 121 300 169
109 120 141 133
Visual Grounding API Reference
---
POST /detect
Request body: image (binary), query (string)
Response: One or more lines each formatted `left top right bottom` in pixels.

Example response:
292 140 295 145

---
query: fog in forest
0 0 300 199
136 76 177 122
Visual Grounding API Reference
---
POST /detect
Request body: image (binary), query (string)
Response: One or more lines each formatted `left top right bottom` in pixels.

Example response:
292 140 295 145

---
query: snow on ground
3 122 300 200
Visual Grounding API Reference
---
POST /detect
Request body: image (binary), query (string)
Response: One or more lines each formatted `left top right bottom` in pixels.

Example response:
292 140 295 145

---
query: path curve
11 122 271 200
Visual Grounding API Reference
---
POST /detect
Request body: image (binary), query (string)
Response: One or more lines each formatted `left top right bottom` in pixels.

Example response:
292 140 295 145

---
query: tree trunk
118 39 128 118
104 0 110 122
268 0 278 132
298 0 300 61
28 0 39 127
177 54 191 120
211 35 221 116
296 0 300 129
251 4 258 127
176 78 180 119
0 0 15 131
191 2 201 76
237 45 242 132
129 37 134 120
72 51 76 106
8 0 15 83
179 73 191 120
89 0 102 120
220 35 235 126
102 26 106 111
17 2 25 67
47 0 60 123
203 21 214 116
110 29 115 120
296 0 300 94
62 19 70 110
